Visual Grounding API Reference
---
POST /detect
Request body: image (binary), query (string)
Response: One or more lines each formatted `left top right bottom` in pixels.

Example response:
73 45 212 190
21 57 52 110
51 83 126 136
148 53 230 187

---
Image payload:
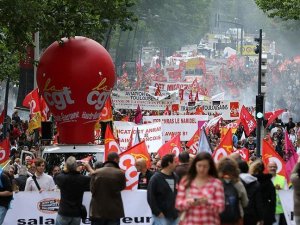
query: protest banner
143 115 208 141
4 191 152 225
114 122 163 152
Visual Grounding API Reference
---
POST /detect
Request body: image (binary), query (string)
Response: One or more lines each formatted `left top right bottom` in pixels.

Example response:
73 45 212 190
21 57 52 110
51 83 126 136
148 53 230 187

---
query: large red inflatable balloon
37 36 115 144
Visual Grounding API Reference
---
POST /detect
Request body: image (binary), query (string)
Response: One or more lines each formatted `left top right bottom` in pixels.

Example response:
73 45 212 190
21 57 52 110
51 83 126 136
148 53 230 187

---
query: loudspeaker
41 121 53 140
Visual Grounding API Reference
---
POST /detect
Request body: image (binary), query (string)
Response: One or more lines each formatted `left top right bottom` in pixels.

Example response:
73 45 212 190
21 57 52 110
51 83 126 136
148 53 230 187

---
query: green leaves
0 0 137 81
255 0 300 20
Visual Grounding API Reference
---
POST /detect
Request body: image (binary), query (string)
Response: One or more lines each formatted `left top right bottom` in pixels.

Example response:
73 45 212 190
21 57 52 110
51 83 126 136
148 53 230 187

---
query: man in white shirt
25 158 56 192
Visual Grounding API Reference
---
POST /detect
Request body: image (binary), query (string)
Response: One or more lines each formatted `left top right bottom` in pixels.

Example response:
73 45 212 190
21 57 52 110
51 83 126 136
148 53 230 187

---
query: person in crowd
0 168 13 224
174 151 190 181
135 158 154 190
15 166 29 191
107 151 120 164
24 158 56 192
218 157 248 225
285 118 295 133
5 165 18 192
175 152 225 225
51 165 61 185
238 160 264 225
288 128 297 145
148 154 179 225
55 156 93 225
291 157 300 225
249 159 276 225
267 161 288 225
89 152 126 225
244 136 256 155
94 161 104 169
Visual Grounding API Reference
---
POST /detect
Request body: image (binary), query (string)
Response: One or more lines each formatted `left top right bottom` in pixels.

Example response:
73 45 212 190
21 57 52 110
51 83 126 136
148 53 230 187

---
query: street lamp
216 14 244 55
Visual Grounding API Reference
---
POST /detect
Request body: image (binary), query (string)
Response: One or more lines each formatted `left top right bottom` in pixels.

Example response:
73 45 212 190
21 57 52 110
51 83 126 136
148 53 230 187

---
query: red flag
0 110 5 125
189 90 193 101
212 128 233 163
99 96 113 122
187 128 200 155
194 92 199 101
284 130 299 181
157 134 182 158
262 139 286 177
134 105 143 124
40 96 50 121
22 88 41 115
119 141 151 190
163 106 170 115
155 86 162 96
104 125 121 161
171 104 179 112
237 147 250 162
240 105 256 136
195 106 205 115
265 109 285 128
0 138 10 166
122 115 130 122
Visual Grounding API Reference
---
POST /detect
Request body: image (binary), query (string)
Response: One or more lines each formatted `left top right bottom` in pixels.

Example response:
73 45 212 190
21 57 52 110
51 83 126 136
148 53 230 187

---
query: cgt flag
265 109 285 128
262 139 286 178
187 128 200 155
0 138 10 168
157 134 182 158
119 141 151 190
212 128 233 163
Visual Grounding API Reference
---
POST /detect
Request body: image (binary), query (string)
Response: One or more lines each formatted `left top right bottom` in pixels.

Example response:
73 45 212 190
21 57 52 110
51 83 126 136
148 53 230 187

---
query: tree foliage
0 0 137 82
255 0 300 20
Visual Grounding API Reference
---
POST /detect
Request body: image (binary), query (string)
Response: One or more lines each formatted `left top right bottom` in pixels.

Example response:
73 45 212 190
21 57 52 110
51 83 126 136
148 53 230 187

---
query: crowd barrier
4 190 152 225
3 190 294 225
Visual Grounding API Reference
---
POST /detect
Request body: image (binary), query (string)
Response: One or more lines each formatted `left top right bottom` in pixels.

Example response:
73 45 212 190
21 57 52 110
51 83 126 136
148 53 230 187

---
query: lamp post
216 14 244 55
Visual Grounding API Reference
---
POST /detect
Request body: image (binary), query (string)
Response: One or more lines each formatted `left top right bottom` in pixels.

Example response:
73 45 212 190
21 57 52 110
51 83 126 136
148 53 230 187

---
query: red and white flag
119 141 151 190
265 109 285 128
212 128 233 163
262 139 286 178
0 138 10 167
240 105 256 136
157 134 182 158
104 125 121 161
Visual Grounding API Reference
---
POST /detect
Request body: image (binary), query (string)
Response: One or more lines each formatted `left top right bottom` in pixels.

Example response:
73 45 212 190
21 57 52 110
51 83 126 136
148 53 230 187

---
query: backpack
220 180 240 223
241 179 260 218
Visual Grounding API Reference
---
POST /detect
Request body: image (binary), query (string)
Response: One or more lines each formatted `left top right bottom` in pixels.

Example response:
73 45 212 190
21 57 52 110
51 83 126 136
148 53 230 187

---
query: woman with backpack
249 159 276 225
175 152 225 225
217 157 249 225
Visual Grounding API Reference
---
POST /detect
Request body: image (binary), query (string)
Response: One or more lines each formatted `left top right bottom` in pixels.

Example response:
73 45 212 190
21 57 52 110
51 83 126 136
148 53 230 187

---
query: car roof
42 145 104 154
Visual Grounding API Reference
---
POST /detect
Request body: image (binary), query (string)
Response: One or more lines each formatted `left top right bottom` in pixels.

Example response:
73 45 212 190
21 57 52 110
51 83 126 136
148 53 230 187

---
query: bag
220 180 240 223
80 204 87 220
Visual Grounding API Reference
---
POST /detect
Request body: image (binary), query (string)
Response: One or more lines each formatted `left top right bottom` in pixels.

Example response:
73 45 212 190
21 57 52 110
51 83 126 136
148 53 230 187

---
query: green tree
0 0 137 82
255 0 300 20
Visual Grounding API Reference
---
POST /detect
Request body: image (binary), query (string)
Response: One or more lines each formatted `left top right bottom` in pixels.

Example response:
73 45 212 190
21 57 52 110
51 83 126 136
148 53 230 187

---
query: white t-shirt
25 173 56 191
